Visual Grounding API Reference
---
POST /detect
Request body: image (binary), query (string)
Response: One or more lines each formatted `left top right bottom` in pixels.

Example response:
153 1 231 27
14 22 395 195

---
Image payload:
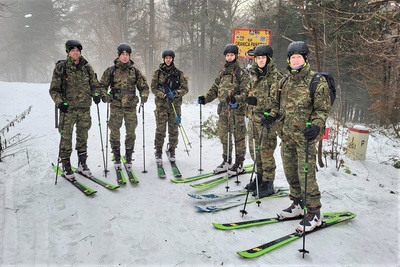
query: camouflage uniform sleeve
175 70 188 98
49 64 64 106
87 64 102 96
267 71 283 118
235 68 250 104
151 70 165 99
135 69 150 98
310 77 331 129
99 67 112 97
204 74 221 103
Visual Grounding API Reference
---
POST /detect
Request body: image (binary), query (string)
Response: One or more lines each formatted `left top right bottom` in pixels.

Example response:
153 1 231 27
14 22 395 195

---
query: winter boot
155 147 163 164
227 155 245 177
166 144 176 162
113 148 121 168
245 173 263 192
279 196 304 219
252 180 275 198
213 155 231 174
297 206 322 232
125 149 133 170
77 152 92 176
61 157 75 180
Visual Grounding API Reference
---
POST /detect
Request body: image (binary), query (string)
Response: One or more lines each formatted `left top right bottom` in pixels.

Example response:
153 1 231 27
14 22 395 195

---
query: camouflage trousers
248 120 277 182
154 104 181 150
217 107 246 160
280 136 321 207
108 105 138 151
58 108 91 159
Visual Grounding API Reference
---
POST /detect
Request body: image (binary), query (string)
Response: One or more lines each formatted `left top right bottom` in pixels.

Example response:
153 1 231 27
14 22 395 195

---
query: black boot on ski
113 148 121 168
125 148 133 170
77 151 91 176
155 147 163 164
252 180 274 198
245 173 263 192
61 157 75 180
166 144 176 162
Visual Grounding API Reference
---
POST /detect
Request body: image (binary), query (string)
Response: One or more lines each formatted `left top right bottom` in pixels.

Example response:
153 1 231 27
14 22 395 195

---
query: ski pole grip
306 121 312 127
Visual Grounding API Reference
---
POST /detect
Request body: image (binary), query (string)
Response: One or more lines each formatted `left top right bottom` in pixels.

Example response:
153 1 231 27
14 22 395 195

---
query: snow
0 81 399 266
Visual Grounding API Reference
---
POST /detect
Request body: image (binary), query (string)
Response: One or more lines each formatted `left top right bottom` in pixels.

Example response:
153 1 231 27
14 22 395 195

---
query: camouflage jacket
100 59 149 108
49 55 101 109
151 63 188 109
203 61 250 115
246 61 283 122
279 64 331 140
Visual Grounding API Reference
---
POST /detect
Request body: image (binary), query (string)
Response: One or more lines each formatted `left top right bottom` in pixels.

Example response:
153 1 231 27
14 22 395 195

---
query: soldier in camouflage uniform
49 40 102 180
151 50 188 162
100 43 149 170
198 44 250 176
245 44 283 198
278 41 331 232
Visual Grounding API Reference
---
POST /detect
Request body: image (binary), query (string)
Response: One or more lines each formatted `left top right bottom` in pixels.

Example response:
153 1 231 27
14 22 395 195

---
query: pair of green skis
212 211 356 258
171 163 253 189
115 156 139 185
52 164 119 196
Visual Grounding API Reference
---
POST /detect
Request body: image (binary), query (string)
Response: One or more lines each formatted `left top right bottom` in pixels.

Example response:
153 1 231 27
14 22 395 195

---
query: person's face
256 55 267 68
289 54 305 68
225 53 236 62
68 47 81 61
119 52 130 63
164 56 173 66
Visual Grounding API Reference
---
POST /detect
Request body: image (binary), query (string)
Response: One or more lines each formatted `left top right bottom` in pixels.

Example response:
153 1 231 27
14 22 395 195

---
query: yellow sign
232 28 272 58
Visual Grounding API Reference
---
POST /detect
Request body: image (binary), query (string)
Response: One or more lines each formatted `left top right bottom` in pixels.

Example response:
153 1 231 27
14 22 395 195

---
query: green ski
236 212 356 258
52 164 97 196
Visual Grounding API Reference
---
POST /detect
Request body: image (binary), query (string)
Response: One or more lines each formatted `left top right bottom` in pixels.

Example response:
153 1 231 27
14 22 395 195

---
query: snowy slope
0 81 399 266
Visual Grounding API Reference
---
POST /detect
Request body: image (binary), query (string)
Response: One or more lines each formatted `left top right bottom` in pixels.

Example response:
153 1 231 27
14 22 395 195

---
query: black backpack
278 72 336 108
309 72 336 106
158 68 181 92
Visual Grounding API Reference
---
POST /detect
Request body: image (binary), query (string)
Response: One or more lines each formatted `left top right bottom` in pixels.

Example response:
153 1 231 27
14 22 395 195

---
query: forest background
0 0 399 132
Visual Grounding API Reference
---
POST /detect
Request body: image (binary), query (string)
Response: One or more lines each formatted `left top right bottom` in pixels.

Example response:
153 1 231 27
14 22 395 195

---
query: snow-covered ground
0 81 399 266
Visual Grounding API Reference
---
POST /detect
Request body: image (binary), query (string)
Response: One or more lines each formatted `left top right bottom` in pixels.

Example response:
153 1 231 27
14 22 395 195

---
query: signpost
232 28 272 58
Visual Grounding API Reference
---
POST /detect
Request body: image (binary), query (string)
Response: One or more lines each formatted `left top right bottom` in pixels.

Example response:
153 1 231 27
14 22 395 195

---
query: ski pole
95 99 107 177
139 102 147 173
54 111 66 185
198 103 203 172
240 110 270 216
225 105 231 192
169 95 192 155
105 101 109 177
251 107 260 199
240 119 265 216
231 105 241 185
299 122 311 257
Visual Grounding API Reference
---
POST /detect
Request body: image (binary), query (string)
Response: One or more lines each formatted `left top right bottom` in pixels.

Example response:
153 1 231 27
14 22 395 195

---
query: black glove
58 102 69 113
226 95 236 104
247 96 257 106
260 113 276 127
303 124 320 141
93 94 101 104
198 95 205 105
